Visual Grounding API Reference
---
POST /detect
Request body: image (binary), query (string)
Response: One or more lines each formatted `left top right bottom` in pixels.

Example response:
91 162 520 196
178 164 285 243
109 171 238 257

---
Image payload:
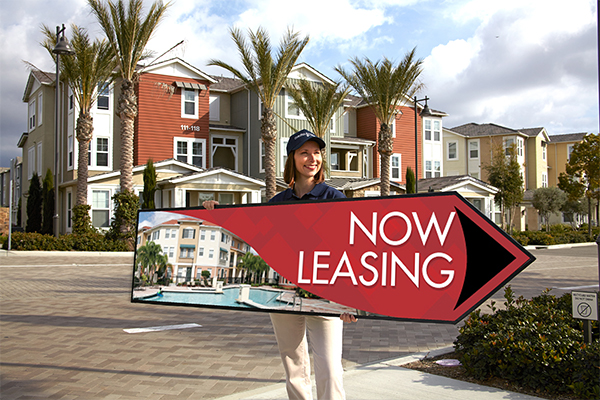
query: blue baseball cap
286 129 326 156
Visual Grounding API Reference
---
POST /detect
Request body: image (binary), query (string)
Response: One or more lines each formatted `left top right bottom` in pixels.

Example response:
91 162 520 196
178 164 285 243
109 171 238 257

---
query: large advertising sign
131 193 535 323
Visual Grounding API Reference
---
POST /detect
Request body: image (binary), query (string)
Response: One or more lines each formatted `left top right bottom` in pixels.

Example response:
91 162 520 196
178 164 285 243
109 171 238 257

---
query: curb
0 250 134 257
524 242 596 250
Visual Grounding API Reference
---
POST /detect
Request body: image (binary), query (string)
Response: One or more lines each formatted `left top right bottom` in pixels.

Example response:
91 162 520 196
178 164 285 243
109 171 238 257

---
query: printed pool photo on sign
131 194 535 323
132 209 356 316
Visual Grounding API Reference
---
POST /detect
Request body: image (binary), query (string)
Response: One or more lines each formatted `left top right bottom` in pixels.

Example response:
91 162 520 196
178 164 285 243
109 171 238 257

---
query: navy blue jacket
269 183 345 203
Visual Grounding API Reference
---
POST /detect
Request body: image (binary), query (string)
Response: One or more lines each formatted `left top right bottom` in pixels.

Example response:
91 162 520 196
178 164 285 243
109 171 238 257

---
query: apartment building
17 56 450 233
137 216 252 284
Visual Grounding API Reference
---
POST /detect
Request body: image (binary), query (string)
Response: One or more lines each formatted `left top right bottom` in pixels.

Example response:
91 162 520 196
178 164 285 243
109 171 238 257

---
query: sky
0 0 598 168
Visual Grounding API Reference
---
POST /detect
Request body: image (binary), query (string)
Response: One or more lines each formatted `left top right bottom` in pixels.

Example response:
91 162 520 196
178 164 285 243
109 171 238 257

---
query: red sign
170 193 534 323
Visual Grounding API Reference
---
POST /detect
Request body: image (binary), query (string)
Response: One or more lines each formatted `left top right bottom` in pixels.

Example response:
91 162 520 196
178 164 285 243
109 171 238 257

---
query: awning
174 81 207 91
180 244 196 249
220 248 228 253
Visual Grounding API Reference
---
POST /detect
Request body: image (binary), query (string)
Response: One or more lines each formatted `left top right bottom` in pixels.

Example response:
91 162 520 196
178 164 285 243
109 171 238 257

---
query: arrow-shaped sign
138 193 535 323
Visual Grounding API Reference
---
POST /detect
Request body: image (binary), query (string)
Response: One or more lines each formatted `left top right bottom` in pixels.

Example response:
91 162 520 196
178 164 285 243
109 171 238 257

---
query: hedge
512 224 599 246
455 287 600 399
2 231 130 252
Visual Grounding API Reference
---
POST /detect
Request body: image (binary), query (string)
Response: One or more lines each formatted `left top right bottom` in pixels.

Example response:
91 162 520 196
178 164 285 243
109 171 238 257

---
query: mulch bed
402 351 579 400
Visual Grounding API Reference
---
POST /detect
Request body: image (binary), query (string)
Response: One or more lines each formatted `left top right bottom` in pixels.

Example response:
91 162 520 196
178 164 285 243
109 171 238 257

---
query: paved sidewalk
0 250 554 399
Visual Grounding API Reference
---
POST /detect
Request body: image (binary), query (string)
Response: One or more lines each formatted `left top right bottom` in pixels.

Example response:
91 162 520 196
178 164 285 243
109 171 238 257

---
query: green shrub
455 288 599 398
3 231 129 252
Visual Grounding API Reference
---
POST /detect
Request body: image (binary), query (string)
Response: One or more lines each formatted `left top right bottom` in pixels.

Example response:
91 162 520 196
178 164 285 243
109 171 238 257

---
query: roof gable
87 158 202 183
142 58 217 83
23 70 55 102
418 175 498 195
289 63 335 84
167 167 265 187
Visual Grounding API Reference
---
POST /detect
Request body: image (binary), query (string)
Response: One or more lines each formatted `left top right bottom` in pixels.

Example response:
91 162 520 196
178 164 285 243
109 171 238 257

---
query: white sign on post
572 291 598 321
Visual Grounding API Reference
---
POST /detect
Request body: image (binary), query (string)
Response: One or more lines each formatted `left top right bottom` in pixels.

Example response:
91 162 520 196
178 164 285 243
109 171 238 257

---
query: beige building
546 133 587 187
443 123 551 230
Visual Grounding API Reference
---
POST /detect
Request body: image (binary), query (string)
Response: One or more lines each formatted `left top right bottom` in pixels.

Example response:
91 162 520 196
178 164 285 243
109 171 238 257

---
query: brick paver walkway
0 251 460 399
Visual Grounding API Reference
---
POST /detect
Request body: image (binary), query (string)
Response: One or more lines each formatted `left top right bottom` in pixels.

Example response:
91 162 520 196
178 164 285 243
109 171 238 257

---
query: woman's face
293 140 322 181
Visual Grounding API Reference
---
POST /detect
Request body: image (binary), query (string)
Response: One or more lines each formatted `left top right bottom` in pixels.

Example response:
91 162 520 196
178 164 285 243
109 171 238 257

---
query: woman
204 129 356 400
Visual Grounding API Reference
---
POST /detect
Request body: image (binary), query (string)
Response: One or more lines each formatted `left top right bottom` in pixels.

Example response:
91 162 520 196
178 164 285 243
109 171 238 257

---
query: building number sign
181 125 200 132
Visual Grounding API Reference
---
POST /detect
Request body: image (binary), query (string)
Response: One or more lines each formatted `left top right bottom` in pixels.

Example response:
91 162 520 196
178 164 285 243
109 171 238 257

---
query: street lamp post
52 24 75 238
413 96 432 193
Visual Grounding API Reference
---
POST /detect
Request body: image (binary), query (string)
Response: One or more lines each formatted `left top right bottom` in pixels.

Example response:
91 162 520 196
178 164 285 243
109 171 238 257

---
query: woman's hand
202 200 219 210
340 313 357 323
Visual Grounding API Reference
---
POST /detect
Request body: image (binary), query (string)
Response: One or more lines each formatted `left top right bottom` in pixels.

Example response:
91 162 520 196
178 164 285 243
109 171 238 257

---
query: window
182 88 197 118
424 119 431 141
66 191 72 230
469 141 479 159
280 138 289 174
180 247 194 258
37 143 42 175
97 82 110 110
517 138 524 157
92 190 110 228
542 172 548 188
343 111 349 134
165 229 170 239
447 141 458 160
504 138 515 156
425 161 441 178
96 138 109 167
68 134 74 170
209 249 214 259
169 247 174 258
219 193 234 204
424 119 441 141
542 142 546 161
285 90 303 119
331 153 340 170
182 228 195 239
200 230 206 240
259 139 266 173
37 93 43 127
174 137 206 167
88 137 110 168
28 147 35 179
210 231 216 241
568 144 575 160
391 154 401 180
69 93 74 111
209 95 220 121
151 230 160 241
212 135 237 171
199 247 204 257
28 99 36 131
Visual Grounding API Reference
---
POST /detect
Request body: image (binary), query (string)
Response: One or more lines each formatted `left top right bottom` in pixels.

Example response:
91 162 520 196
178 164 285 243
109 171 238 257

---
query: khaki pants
270 313 345 400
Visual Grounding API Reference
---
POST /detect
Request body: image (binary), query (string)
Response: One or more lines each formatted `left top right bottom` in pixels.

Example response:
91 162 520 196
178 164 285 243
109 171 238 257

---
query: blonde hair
283 149 325 187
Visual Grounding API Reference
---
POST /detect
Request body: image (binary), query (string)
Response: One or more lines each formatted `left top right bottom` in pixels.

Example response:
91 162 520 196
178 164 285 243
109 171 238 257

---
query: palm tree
284 79 350 176
136 241 168 285
208 27 309 200
41 25 116 207
336 49 424 196
88 0 170 196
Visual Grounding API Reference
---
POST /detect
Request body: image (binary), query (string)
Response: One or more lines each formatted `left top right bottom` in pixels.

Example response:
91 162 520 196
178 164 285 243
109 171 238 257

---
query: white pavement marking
123 323 202 334
554 285 599 290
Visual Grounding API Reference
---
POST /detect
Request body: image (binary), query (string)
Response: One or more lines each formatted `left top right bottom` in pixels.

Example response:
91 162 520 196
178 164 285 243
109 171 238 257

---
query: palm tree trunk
262 108 277 201
118 78 138 194
75 112 94 206
379 124 393 197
